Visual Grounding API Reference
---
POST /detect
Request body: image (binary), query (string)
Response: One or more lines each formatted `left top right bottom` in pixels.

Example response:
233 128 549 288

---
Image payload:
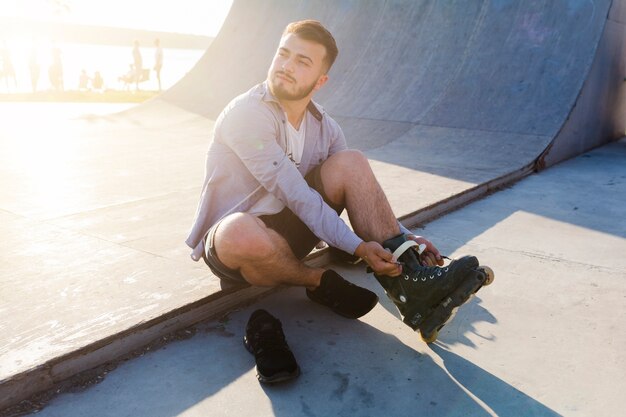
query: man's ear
314 74 329 91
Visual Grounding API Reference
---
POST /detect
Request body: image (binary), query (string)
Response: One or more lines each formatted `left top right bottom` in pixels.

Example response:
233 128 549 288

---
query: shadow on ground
34 286 559 417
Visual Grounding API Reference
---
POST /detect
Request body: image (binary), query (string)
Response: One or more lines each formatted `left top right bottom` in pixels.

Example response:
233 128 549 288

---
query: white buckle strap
391 240 427 262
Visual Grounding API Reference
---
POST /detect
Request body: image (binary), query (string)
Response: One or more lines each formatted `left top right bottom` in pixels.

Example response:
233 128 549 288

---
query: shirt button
273 161 278 166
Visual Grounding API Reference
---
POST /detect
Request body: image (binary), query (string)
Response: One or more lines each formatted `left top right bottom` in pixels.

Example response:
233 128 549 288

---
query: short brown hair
283 20 338 72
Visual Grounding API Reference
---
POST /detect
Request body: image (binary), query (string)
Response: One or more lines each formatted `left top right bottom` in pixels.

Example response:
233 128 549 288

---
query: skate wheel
478 265 495 286
421 329 439 344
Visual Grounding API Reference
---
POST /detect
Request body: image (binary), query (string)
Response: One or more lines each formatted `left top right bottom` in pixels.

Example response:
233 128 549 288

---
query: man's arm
218 101 363 255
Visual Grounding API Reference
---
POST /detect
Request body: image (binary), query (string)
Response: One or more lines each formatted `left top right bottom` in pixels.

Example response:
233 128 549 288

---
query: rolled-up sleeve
328 120 347 156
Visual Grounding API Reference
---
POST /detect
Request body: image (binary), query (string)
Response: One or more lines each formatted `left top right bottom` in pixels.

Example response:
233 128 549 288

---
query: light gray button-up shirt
186 82 364 261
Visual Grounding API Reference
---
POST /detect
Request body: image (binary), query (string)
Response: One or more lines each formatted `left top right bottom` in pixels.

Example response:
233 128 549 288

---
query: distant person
132 40 143 91
0 41 17 91
49 46 64 91
153 38 163 91
78 69 89 90
29 45 40 93
92 71 104 91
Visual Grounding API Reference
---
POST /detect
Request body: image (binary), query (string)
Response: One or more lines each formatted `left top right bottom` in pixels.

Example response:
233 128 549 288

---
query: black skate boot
373 234 493 343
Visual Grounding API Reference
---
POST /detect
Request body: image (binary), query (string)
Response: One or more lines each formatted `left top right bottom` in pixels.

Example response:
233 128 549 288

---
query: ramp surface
156 0 626 221
163 0 625 171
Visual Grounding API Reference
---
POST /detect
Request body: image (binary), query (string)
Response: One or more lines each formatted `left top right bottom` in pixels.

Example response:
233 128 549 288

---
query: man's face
267 33 329 101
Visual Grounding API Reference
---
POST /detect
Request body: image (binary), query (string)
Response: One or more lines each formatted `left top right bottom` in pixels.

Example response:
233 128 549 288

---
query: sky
0 0 233 36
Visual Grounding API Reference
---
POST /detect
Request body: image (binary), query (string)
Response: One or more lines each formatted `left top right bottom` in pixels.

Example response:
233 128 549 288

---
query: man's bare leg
214 212 324 288
213 150 404 288
213 211 379 319
320 150 400 243
319 151 490 341
214 150 404 287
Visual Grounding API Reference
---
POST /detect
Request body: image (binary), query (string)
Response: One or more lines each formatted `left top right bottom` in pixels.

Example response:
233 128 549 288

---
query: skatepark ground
0 102 624 416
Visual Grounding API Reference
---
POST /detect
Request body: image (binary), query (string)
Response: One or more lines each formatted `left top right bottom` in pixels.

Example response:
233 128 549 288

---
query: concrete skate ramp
4 2 626 410
159 0 625 190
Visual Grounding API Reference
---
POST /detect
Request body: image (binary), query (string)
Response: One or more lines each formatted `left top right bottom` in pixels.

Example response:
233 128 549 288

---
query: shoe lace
252 323 288 352
385 239 450 282
402 264 450 282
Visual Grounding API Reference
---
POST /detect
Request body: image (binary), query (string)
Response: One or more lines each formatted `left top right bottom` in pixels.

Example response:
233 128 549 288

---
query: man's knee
326 149 369 172
321 149 372 202
214 213 274 264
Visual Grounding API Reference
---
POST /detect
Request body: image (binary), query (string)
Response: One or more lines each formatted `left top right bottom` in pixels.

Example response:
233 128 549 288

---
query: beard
269 71 317 101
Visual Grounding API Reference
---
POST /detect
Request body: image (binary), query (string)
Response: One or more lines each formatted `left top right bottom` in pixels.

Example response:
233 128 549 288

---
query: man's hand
355 241 402 277
406 234 444 266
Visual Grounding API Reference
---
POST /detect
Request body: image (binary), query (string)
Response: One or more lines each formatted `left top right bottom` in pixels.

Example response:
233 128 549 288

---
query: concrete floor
24 139 626 417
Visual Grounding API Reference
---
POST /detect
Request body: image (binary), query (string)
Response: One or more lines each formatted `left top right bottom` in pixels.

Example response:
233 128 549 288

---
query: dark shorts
202 164 343 283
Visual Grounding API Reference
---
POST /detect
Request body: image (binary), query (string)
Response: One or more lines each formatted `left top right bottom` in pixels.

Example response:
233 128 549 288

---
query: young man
186 21 485 383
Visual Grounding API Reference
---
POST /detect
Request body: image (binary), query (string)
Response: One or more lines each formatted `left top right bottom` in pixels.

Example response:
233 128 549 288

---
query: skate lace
391 240 450 282
404 265 449 282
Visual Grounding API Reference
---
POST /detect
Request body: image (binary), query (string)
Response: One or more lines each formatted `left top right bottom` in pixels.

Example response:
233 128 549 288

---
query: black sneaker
306 270 378 319
243 309 300 384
